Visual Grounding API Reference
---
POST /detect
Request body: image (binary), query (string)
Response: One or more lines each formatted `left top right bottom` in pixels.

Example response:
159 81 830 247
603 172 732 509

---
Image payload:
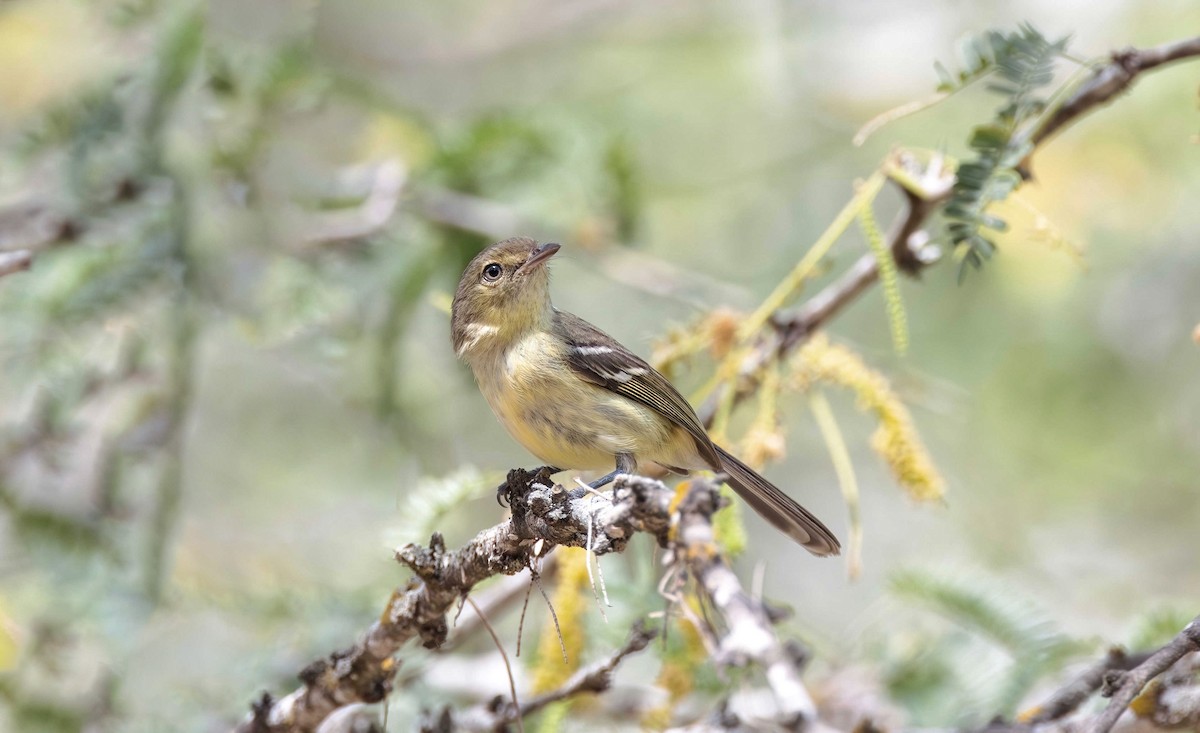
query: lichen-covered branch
234 468 676 732
667 480 817 731
235 473 824 733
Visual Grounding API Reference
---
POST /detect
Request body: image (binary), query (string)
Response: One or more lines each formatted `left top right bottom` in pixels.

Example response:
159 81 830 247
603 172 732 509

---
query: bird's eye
482 263 503 281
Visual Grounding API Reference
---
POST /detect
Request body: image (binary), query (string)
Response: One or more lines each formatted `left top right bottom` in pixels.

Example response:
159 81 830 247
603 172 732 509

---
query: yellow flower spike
857 201 909 355
531 548 591 696
705 307 741 360
794 335 945 503
739 365 785 471
0 603 18 672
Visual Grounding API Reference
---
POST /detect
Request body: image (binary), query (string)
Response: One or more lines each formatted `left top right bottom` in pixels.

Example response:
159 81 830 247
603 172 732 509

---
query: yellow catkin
857 201 909 355
705 308 741 360
793 334 945 502
1129 679 1162 718
530 548 591 696
739 365 785 471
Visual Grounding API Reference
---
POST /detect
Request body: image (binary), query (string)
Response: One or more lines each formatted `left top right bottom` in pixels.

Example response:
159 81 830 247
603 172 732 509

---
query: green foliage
392 467 495 542
603 137 642 243
889 569 1093 722
937 24 1070 279
1127 605 1198 650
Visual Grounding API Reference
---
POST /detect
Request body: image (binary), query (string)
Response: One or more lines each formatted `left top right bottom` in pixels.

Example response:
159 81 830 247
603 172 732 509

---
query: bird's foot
496 465 559 507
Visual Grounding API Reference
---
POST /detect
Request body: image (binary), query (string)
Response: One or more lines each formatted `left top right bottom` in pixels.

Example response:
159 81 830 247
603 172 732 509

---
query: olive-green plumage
451 237 840 557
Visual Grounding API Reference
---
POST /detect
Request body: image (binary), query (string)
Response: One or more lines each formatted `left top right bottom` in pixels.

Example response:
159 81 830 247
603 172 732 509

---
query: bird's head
451 237 560 360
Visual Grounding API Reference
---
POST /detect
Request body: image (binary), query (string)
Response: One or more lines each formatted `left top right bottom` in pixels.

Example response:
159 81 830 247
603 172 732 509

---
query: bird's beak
520 242 560 271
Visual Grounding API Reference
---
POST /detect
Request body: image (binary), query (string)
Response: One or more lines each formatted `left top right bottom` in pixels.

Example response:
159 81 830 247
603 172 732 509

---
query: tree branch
1023 648 1150 724
1090 614 1200 733
233 33 1200 733
427 620 659 731
1032 36 1200 147
669 480 817 730
234 468 676 732
699 36 1200 427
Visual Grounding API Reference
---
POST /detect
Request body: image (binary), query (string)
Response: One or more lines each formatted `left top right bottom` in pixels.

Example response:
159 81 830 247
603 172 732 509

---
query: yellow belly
471 331 700 471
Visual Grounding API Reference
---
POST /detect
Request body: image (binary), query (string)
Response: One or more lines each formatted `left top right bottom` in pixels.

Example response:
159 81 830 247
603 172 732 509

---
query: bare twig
464 596 524 733
300 161 407 247
1031 36 1200 147
1090 615 1200 733
0 249 33 278
420 621 658 732
514 621 657 720
1023 648 1150 724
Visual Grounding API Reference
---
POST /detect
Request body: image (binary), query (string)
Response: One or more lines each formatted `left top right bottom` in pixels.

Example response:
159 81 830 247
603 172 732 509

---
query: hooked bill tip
521 242 560 270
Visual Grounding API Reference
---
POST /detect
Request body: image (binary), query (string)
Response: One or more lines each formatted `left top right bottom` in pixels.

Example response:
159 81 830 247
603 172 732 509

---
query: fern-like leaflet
939 24 1070 279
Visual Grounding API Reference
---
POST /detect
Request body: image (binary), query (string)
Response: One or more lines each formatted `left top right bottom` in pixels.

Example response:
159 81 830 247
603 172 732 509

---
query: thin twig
465 596 525 733
534 566 569 665
516 572 535 658
1022 648 1150 724
1031 36 1200 147
0 249 32 278
517 621 658 719
1090 615 1200 733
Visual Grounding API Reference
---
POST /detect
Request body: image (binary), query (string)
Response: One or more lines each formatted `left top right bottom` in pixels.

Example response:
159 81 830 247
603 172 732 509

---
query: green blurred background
0 1 1197 730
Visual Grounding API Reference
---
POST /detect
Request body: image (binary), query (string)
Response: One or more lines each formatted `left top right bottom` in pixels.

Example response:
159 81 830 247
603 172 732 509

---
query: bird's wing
554 310 721 467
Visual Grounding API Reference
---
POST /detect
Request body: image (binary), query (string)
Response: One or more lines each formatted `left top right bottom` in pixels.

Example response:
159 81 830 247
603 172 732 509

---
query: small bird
451 237 840 557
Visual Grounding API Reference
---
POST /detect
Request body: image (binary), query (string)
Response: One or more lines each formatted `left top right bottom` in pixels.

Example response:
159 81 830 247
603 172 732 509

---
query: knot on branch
418 618 448 649
247 692 275 732
297 646 398 705
396 532 448 580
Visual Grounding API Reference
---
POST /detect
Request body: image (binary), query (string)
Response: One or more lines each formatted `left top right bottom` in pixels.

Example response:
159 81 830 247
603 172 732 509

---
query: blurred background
0 0 1197 731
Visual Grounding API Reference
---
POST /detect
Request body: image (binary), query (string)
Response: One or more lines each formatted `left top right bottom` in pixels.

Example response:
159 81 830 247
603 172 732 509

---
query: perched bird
451 237 840 557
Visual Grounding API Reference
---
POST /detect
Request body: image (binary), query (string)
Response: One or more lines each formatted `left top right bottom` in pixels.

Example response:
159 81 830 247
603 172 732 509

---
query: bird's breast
470 332 685 471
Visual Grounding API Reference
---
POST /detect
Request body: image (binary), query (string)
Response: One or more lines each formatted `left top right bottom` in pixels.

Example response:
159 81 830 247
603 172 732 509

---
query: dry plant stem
464 596 524 733
1031 36 1200 147
1024 649 1151 724
235 469 676 733
672 481 816 730
518 622 656 716
441 622 659 731
445 555 559 648
1089 615 1200 733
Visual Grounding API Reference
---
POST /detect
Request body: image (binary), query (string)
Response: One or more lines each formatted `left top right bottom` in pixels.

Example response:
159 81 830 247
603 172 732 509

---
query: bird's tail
714 444 841 557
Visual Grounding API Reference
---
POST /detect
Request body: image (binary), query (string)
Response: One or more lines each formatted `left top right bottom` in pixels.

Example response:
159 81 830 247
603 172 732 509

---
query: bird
450 237 840 557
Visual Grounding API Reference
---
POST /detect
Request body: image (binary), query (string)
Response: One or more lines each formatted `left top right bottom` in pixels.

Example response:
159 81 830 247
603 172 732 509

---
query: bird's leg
585 453 637 491
496 465 561 507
